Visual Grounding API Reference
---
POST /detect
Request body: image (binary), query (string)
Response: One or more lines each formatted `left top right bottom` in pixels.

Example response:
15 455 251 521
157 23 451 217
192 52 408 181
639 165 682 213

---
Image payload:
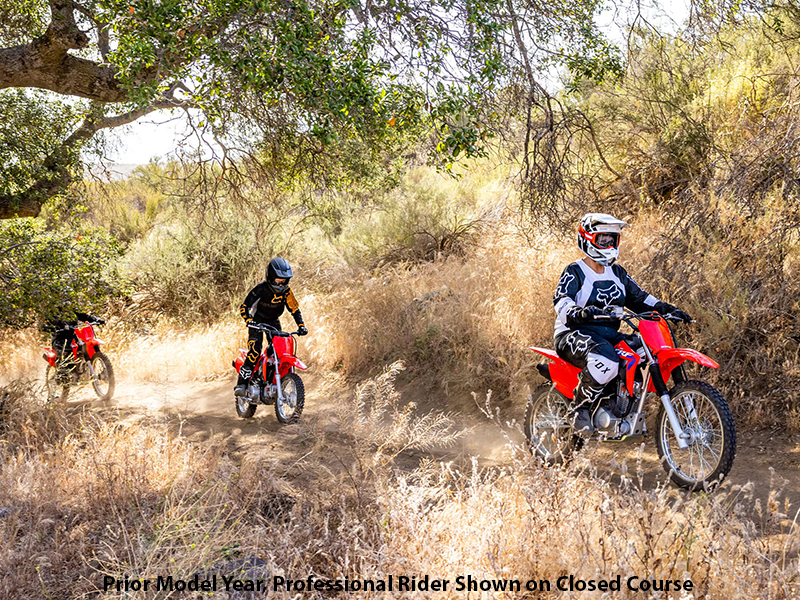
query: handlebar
247 322 300 336
53 318 104 333
593 308 691 328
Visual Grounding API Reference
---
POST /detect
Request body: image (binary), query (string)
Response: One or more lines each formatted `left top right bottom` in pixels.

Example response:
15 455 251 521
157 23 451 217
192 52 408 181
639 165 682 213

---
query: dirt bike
232 323 307 423
525 308 736 490
43 319 115 402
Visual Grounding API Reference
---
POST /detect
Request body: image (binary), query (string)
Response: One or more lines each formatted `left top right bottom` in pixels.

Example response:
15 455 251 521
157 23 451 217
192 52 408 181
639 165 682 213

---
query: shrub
0 218 124 329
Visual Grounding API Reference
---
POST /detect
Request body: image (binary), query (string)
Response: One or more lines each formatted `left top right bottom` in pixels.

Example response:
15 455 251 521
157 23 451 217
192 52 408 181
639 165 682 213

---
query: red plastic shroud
234 334 308 385
74 324 100 359
530 315 718 398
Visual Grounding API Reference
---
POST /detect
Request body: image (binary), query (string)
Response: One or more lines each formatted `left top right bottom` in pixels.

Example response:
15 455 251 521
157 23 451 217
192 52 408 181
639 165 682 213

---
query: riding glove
565 305 604 327
298 325 308 336
654 302 692 323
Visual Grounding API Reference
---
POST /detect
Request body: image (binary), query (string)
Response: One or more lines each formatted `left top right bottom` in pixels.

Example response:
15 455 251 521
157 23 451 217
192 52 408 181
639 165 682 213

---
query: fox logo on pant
565 332 590 356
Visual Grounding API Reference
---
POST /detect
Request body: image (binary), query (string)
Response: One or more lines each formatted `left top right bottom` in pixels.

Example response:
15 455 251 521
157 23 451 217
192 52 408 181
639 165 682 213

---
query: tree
0 0 621 219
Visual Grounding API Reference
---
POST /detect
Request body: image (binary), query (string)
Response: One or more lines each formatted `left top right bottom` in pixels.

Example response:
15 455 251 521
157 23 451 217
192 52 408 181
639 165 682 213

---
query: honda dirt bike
43 319 115 402
525 308 736 490
232 323 307 423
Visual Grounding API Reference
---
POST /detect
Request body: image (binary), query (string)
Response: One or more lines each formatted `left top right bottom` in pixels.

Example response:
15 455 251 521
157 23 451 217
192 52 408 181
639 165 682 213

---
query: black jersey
553 260 660 336
239 282 304 326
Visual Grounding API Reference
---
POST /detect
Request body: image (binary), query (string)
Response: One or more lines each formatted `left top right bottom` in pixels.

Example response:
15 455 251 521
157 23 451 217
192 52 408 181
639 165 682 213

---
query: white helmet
577 213 628 266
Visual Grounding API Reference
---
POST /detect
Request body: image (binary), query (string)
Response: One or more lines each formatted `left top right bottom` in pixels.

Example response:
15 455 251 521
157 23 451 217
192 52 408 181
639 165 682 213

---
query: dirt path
70 370 800 511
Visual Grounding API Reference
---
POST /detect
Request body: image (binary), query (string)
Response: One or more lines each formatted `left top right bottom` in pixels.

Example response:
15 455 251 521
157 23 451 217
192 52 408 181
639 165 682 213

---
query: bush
0 218 124 328
121 210 270 322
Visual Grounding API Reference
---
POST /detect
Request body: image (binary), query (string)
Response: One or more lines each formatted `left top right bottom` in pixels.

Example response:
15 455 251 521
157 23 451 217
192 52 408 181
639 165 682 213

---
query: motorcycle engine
593 407 632 437
246 383 261 401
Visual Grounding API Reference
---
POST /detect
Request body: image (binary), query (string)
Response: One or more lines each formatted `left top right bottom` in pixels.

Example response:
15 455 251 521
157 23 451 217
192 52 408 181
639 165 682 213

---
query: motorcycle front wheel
90 351 115 401
45 365 70 403
275 372 304 425
524 384 582 465
655 380 737 491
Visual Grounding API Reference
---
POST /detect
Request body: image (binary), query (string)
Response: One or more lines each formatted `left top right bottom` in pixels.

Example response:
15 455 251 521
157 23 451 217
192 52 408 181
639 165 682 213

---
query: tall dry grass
301 196 800 430
3 367 797 599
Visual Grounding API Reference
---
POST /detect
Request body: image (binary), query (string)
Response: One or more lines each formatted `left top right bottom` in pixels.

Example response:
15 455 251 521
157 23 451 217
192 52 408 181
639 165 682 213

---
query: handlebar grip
593 314 616 321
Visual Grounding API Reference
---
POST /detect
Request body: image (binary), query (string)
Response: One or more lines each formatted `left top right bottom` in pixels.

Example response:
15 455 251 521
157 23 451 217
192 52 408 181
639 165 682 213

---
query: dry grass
112 318 243 383
0 328 43 384
302 197 800 430
0 364 798 599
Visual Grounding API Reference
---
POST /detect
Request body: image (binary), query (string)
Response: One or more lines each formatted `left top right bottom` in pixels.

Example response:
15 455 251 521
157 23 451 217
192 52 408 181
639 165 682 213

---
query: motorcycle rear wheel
90 351 115 401
275 372 304 424
655 380 736 491
45 365 70 403
524 384 583 465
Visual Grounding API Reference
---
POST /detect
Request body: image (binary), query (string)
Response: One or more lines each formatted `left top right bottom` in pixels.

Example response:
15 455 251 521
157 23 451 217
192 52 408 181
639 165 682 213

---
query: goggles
579 226 620 249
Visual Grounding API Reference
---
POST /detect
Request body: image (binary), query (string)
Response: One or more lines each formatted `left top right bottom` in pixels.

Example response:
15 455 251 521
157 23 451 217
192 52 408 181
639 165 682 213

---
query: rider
42 309 105 382
553 213 692 434
234 257 308 396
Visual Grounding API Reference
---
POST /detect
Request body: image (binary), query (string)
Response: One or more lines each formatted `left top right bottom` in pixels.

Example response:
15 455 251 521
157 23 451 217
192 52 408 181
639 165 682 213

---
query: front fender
657 347 719 384
280 356 308 373
85 341 100 359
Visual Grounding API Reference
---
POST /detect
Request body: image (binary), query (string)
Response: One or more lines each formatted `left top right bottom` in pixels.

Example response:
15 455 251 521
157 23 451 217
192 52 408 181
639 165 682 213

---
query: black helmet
266 257 293 294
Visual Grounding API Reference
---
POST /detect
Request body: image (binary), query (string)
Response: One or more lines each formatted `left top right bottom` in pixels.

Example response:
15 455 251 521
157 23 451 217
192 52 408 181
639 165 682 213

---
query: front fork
649 363 690 449
273 348 285 404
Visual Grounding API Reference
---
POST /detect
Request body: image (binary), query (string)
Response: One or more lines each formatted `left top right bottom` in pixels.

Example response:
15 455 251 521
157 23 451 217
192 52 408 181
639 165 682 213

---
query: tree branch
0 95 194 219
0 0 124 101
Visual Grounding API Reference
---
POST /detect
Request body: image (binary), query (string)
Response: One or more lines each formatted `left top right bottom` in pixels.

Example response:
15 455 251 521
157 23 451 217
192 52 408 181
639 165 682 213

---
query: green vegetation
0 218 122 328
2 4 800 598
0 0 620 218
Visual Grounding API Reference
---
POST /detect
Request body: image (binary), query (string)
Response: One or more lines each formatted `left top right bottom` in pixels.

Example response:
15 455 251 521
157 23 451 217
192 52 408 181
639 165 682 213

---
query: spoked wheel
90 351 115 401
45 365 70 403
235 393 258 419
655 380 736 491
275 372 304 425
524 384 582 465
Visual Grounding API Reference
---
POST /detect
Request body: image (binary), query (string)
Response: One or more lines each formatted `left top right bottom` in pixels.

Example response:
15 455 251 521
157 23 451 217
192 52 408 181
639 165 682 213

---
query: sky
104 0 692 166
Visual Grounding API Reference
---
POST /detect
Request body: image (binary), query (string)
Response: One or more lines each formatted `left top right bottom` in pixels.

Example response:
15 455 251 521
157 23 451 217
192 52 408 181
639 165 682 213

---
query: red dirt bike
43 320 115 402
525 308 736 490
232 323 307 423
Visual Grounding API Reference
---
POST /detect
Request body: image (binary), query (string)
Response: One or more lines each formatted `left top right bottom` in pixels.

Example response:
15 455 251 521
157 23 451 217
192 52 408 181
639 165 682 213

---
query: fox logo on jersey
594 282 623 308
555 271 576 299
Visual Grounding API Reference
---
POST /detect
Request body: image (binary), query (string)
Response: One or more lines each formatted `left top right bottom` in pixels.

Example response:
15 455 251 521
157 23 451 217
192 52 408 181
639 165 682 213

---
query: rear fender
529 346 580 399
233 348 247 373
42 347 56 367
657 347 719 386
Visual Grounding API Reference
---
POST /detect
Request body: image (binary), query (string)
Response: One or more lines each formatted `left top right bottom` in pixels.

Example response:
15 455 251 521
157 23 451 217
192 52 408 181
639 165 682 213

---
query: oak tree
0 0 621 219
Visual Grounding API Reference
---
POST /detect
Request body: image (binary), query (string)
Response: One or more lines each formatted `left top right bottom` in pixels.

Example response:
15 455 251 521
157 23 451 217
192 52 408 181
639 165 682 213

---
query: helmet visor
594 232 620 249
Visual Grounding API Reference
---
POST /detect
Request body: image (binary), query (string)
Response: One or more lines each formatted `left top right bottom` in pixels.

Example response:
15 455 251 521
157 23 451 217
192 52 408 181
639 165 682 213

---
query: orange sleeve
285 288 301 315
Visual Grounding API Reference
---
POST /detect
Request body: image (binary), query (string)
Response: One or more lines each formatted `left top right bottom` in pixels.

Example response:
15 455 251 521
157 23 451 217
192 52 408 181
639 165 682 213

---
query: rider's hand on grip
656 301 692 324
566 305 604 326
297 325 308 336
670 309 693 324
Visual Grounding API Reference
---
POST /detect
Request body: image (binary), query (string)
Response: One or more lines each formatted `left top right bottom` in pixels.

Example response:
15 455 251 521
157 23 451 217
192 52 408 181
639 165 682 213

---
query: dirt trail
71 369 800 510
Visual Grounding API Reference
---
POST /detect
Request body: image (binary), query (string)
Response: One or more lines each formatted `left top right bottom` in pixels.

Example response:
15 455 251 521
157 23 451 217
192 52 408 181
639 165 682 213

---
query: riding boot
570 369 605 435
235 367 253 397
